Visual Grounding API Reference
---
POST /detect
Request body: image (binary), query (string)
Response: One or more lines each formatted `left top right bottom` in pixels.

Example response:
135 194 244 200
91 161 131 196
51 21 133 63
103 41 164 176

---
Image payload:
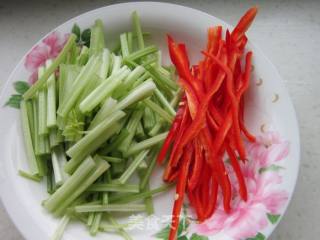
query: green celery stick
79 67 130 114
117 150 149 184
76 45 89 65
126 132 168 156
99 48 111 79
98 155 123 163
74 203 146 213
143 98 173 123
146 64 178 90
154 88 176 116
123 65 145 90
132 11 144 50
67 111 125 158
88 97 117 130
37 66 48 135
64 120 123 174
89 19 105 56
44 156 97 212
23 34 76 99
50 215 70 240
120 33 129 57
114 79 156 112
57 56 100 118
124 45 157 63
46 60 57 128
20 100 39 175
87 183 140 193
140 148 158 190
143 106 156 132
135 121 146 140
18 170 41 182
118 109 143 153
104 213 132 240
110 54 122 75
127 32 133 53
54 157 110 216
98 129 129 155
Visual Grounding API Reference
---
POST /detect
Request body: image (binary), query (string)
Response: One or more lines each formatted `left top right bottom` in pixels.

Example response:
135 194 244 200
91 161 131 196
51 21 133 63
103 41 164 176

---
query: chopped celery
98 155 123 163
74 203 146 213
135 121 146 140
109 184 173 204
104 213 132 240
132 11 144 50
51 145 68 186
57 56 100 118
126 132 168 156
18 170 41 182
143 107 156 132
98 129 129 155
88 97 117 130
111 54 122 75
54 157 110 216
118 109 143 153
44 156 97 212
127 32 133 53
64 120 123 174
140 149 158 190
145 64 178 90
114 79 156 112
124 45 158 63
143 98 173 123
89 19 105 56
37 67 48 135
76 45 89 65
79 67 130 113
50 215 70 240
20 100 39 174
117 150 149 184
120 33 129 57
87 183 140 193
67 111 125 158
23 34 76 99
99 48 111 79
154 88 176 116
46 60 57 128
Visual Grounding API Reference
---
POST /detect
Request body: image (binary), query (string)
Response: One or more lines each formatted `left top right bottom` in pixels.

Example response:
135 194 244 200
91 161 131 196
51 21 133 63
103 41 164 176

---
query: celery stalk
114 79 156 112
99 48 111 79
111 54 122 75
117 150 149 184
20 100 39 174
126 132 168 156
74 204 146 213
79 67 130 113
124 45 157 63
46 60 57 128
132 11 144 50
87 183 139 193
54 157 110 216
18 170 41 182
44 156 96 212
143 98 173 123
67 111 125 158
23 34 76 99
57 56 100 118
50 215 70 240
154 88 176 116
98 129 129 155
88 97 117 130
120 33 129 57
89 19 105 56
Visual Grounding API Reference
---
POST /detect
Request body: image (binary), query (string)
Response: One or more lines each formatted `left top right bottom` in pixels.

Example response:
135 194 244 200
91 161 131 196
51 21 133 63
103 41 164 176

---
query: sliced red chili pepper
168 146 192 240
231 7 258 42
188 139 204 190
226 143 248 201
204 175 219 219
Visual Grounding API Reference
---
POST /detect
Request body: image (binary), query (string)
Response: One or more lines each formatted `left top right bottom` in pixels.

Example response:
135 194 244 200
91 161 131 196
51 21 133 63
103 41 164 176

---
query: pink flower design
24 31 69 84
191 131 289 239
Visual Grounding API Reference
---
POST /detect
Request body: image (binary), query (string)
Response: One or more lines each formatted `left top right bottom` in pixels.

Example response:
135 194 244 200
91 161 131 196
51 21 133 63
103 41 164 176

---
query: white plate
0 2 300 240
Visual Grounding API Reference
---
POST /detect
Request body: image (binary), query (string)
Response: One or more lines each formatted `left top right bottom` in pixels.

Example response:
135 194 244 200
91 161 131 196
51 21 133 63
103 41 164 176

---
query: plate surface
0 2 300 240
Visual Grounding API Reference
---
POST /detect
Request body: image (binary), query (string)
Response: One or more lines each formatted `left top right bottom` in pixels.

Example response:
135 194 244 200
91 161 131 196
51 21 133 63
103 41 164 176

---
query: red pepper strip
188 139 204 190
204 176 219 220
157 104 185 164
201 129 232 212
168 147 192 240
202 51 246 160
237 35 248 51
194 186 205 221
231 7 258 43
169 49 228 168
207 112 219 131
226 143 248 201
